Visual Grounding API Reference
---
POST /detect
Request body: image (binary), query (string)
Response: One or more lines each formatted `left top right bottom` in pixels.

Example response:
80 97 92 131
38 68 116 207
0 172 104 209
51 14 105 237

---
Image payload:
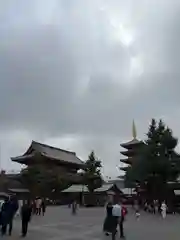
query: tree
125 119 180 201
20 165 70 197
84 151 102 192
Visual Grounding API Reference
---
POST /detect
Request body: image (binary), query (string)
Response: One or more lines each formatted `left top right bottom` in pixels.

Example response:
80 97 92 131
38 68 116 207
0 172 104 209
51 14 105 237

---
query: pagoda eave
120 151 136 157
120 166 129 171
120 159 132 165
120 139 144 149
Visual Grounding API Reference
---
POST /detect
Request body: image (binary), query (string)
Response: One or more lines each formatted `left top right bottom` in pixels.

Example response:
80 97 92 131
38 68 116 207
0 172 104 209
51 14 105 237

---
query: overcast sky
1 0 180 178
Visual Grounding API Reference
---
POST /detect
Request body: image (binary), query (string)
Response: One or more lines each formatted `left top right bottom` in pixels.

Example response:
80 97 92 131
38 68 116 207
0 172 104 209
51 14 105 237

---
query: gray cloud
1 0 180 176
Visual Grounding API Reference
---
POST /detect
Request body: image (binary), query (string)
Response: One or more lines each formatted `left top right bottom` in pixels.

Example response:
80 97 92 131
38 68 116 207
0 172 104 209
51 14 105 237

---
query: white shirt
161 203 167 211
112 204 122 217
36 199 42 208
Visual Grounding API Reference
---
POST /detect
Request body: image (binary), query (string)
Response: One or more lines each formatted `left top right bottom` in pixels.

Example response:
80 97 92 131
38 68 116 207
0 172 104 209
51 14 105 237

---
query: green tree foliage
125 119 180 200
20 165 70 197
84 151 102 192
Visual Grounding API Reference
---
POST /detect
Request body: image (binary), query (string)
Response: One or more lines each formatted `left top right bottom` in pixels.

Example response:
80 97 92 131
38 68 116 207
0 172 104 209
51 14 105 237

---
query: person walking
0 196 11 236
103 201 114 236
21 200 32 237
16 199 23 217
161 201 167 219
41 199 46 216
36 198 42 216
112 199 125 240
8 195 19 236
72 200 77 215
119 203 126 238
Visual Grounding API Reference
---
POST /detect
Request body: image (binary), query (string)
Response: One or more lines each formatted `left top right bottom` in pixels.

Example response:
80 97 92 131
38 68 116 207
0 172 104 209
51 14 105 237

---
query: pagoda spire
132 120 137 139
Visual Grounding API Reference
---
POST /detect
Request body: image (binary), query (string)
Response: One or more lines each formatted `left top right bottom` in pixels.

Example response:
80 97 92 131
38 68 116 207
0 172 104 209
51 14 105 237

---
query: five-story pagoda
120 121 144 173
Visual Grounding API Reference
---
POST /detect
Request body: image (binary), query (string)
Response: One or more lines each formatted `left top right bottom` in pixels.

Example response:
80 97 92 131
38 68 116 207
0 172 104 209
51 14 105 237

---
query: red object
122 206 127 217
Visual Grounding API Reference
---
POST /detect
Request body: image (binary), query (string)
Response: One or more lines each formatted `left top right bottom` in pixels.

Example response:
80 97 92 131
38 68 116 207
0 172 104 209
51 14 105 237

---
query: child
21 200 32 237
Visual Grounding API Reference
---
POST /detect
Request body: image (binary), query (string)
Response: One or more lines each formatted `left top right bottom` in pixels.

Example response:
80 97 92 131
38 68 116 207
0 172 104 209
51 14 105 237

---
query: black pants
36 208 41 215
111 217 125 240
111 217 118 240
22 220 29 236
1 224 7 236
1 218 13 236
119 219 124 238
8 219 12 235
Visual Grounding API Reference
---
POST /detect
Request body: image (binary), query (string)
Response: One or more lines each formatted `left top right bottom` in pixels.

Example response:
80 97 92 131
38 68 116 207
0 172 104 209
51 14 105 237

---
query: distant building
11 141 85 173
0 170 29 199
10 141 86 197
61 182 134 206
11 140 85 182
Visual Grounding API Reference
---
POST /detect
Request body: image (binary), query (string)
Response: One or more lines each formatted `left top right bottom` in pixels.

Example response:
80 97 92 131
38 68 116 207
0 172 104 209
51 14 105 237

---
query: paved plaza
11 206 180 240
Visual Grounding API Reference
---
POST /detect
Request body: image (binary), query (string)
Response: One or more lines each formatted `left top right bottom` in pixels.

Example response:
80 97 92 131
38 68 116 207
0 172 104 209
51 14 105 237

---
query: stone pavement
11 206 180 239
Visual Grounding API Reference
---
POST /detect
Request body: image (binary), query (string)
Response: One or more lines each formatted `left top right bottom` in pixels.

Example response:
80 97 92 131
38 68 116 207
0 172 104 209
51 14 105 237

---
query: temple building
120 121 144 174
0 170 29 199
11 141 85 180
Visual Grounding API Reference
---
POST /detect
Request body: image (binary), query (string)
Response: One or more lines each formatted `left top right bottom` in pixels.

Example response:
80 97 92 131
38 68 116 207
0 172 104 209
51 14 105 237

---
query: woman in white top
161 201 167 219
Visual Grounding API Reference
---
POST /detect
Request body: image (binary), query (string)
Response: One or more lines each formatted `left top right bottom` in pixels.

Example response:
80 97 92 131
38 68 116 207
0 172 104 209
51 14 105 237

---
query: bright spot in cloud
110 18 134 47
114 24 134 46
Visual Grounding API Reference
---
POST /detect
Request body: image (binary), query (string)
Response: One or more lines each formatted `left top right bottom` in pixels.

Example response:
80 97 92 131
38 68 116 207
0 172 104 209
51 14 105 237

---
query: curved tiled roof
94 184 114 192
62 185 88 193
11 141 84 166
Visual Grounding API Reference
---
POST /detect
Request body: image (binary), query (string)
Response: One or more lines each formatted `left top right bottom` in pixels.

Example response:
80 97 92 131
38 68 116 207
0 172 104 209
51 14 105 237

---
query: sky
1 0 180 178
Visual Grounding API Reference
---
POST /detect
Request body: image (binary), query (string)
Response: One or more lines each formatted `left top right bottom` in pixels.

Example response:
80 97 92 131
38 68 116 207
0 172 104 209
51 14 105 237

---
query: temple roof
62 185 89 193
120 138 144 149
94 183 114 192
8 188 30 193
11 141 84 166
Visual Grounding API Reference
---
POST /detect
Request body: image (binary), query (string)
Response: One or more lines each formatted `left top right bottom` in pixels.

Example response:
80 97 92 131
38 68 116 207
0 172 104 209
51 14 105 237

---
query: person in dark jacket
103 201 114 236
41 199 46 216
8 195 19 236
72 200 77 215
0 196 11 236
32 200 36 215
21 200 32 237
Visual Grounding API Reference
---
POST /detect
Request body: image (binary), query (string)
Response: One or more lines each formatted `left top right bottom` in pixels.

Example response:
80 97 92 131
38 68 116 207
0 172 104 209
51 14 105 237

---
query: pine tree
84 151 102 192
125 119 180 201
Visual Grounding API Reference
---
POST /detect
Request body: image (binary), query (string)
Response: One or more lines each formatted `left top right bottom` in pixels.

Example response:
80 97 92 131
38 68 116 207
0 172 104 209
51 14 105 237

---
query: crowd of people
0 196 46 237
0 194 168 239
102 198 169 239
31 198 46 216
144 200 168 218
